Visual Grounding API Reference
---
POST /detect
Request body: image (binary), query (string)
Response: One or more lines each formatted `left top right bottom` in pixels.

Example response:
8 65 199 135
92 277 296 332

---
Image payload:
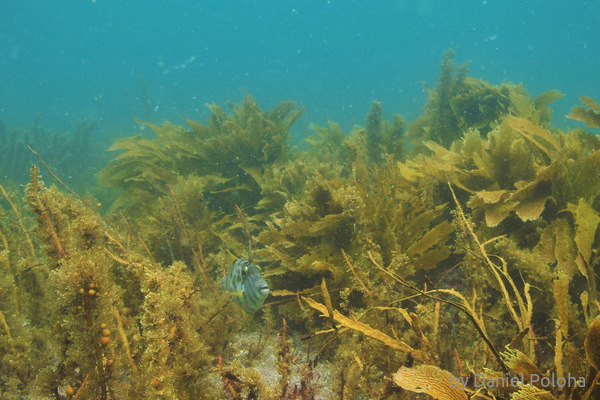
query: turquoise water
1 0 598 142
1 3 600 398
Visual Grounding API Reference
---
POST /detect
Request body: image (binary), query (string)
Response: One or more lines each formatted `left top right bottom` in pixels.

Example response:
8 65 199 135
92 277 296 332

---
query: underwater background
1 1 600 399
2 1 599 136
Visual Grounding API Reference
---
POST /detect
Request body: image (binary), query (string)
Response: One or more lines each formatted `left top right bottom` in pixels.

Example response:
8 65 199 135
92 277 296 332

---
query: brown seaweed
1 54 600 400
567 96 600 128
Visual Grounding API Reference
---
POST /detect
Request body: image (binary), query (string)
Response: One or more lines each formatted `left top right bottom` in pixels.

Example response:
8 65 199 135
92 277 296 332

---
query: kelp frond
99 95 304 215
567 96 600 128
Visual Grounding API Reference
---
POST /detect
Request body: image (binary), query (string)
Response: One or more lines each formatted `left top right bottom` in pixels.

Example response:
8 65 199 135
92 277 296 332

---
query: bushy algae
0 53 599 399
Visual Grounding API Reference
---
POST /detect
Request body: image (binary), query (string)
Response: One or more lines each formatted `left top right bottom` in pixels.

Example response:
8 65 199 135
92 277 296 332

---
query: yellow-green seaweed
1 53 600 400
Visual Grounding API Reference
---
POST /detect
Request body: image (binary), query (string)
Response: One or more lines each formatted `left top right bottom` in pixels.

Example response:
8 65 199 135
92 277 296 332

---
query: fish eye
242 266 248 278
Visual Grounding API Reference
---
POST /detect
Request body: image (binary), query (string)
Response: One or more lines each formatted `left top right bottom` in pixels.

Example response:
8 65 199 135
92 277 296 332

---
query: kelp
243 158 340 216
257 159 454 296
393 365 468 400
363 101 405 164
406 51 563 150
406 50 469 148
302 296 426 362
416 112 600 239
257 174 368 286
305 121 346 157
567 96 600 128
3 54 600 399
370 159 453 269
257 104 449 294
99 95 304 215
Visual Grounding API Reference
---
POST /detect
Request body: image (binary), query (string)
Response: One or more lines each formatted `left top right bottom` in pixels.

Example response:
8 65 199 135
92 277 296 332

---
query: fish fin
230 290 245 298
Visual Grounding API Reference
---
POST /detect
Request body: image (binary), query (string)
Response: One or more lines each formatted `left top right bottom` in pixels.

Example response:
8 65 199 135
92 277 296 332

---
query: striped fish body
221 259 269 314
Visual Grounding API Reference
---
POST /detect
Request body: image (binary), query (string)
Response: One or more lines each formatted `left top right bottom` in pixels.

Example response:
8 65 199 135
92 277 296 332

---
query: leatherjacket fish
221 259 270 314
